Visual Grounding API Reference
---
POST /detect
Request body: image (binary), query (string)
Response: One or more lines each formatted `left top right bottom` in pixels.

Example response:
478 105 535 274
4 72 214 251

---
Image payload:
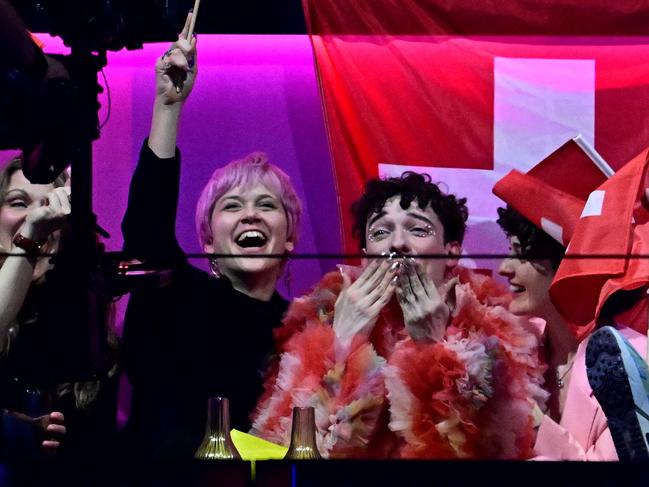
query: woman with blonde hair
0 156 87 458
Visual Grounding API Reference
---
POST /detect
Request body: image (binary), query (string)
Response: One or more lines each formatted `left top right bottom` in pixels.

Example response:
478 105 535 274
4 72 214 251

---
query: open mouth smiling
509 282 525 294
235 230 268 249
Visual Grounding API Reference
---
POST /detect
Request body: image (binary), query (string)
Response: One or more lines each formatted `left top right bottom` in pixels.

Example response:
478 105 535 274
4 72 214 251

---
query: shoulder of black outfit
122 138 185 269
121 138 290 312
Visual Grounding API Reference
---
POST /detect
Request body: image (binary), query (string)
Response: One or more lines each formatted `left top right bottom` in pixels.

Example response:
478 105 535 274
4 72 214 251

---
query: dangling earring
283 260 292 298
209 257 222 278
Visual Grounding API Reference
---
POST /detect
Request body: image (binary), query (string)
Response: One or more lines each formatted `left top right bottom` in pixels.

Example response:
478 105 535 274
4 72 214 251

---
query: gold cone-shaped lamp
194 397 241 460
284 406 322 460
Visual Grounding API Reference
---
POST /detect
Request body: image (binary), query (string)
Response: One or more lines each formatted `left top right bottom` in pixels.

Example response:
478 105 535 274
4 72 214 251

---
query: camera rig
0 0 190 383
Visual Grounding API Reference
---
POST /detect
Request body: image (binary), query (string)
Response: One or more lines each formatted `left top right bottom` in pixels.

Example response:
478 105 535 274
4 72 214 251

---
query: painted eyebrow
367 211 387 228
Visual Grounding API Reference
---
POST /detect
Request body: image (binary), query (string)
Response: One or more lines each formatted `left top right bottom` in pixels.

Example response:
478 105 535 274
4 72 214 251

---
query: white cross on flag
550 148 649 327
304 0 649 267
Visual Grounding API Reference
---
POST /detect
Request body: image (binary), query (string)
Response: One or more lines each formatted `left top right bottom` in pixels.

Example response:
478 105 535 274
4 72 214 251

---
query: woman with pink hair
119 14 302 460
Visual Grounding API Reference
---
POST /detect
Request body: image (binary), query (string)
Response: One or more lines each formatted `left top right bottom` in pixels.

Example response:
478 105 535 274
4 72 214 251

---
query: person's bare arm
0 187 70 350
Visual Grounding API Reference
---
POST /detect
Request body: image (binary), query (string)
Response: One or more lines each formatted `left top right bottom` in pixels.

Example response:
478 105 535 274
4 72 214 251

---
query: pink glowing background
1 34 341 300
0 34 344 426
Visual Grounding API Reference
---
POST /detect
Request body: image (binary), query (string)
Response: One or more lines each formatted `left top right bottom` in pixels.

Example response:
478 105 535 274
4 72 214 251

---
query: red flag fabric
493 139 607 246
526 139 609 203
550 148 649 327
303 0 649 255
303 1 649 36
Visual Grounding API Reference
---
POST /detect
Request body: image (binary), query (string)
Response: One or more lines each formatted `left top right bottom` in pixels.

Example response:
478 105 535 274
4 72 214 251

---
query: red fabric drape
303 0 649 253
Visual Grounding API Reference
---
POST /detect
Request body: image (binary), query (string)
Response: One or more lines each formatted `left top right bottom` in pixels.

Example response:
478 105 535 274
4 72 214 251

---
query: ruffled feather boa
385 268 548 458
251 268 547 459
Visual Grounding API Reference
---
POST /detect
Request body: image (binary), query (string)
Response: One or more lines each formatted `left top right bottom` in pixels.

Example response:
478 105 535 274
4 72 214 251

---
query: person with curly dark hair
492 145 636 460
495 202 624 460
252 172 545 459
497 206 565 270
496 204 578 421
352 172 468 248
496 205 567 317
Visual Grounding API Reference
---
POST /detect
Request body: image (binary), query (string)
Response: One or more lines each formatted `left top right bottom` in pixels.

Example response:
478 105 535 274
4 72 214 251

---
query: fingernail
390 261 401 272
391 276 399 285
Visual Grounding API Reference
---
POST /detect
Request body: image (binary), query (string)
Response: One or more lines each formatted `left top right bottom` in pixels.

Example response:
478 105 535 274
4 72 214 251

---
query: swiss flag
303 0 649 257
493 139 607 247
550 148 649 327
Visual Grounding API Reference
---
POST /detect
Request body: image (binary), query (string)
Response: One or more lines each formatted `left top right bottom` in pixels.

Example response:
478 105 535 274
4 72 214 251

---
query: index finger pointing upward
187 0 201 38
179 11 193 40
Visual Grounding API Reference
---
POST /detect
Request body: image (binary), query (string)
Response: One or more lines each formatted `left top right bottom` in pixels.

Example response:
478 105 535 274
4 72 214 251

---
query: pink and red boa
251 268 547 459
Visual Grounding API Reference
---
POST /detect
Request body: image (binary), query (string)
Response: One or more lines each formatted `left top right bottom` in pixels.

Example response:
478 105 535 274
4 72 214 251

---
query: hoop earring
209 257 222 278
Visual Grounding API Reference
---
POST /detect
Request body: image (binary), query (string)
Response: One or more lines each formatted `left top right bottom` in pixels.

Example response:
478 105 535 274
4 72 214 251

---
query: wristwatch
12 233 44 255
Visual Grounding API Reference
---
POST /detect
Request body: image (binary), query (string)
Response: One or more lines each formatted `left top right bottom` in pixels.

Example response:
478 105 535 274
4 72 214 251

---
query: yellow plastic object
230 429 288 461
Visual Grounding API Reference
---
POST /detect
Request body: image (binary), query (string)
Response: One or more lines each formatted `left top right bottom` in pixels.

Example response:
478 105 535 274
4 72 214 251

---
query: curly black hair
351 172 468 250
496 205 566 270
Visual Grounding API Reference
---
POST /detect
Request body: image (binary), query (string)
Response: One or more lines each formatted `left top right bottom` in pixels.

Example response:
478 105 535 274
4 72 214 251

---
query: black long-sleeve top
120 141 288 460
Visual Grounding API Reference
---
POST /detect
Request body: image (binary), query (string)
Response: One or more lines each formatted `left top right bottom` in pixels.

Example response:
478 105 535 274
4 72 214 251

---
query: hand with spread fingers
156 12 198 105
396 259 456 343
333 257 400 348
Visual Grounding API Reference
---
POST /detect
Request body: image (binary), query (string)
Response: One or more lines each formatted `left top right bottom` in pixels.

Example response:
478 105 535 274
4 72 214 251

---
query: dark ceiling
12 0 307 47
193 0 307 34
